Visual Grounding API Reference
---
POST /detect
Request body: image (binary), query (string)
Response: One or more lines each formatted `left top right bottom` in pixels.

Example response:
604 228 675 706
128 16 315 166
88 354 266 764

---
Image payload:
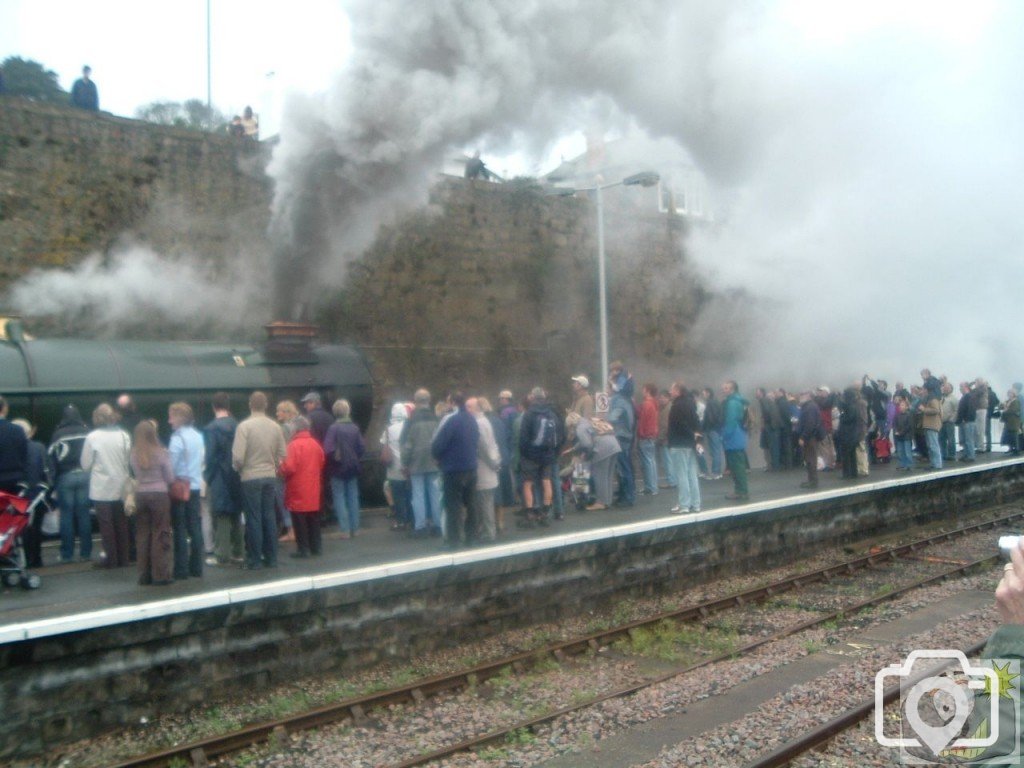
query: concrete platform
0 453 1021 641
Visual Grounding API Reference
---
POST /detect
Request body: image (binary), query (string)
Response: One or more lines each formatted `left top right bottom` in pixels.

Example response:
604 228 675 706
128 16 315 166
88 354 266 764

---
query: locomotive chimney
262 320 319 362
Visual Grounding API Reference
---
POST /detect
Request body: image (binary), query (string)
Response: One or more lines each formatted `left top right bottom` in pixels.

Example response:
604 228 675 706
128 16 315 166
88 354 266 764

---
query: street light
548 171 660 390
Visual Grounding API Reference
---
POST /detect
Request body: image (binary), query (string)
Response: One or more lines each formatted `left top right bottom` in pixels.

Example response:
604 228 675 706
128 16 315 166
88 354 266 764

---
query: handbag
122 476 139 516
169 430 192 503
169 478 191 503
121 432 138 515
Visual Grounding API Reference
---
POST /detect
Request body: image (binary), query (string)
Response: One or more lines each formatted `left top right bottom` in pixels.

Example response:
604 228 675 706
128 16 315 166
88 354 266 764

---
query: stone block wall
0 99 270 283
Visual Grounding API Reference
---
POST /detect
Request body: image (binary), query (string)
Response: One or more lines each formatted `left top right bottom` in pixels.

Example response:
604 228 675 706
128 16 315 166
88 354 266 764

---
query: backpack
741 403 753 433
532 411 559 450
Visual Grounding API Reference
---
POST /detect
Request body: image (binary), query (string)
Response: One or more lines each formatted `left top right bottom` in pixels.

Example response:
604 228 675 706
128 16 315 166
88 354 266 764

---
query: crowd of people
0 365 1020 583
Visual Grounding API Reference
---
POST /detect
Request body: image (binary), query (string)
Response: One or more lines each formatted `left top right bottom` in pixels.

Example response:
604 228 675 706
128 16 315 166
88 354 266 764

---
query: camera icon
875 650 1001 759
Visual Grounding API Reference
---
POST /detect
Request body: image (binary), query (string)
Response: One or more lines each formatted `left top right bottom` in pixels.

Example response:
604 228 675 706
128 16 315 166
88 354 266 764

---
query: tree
135 99 228 132
0 56 67 104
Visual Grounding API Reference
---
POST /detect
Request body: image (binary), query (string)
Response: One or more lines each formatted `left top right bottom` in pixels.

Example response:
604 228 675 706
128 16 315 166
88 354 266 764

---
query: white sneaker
669 505 684 514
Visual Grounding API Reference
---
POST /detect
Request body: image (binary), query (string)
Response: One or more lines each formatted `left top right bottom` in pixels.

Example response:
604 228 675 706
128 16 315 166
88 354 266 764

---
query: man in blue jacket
432 391 479 549
721 380 749 501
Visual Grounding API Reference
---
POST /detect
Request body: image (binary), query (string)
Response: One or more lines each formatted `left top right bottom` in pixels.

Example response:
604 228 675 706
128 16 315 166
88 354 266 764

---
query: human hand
997 539 1024 624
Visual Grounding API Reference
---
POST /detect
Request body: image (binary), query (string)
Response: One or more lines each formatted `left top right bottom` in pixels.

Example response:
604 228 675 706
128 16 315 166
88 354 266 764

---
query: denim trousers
669 447 700 510
706 430 724 476
410 472 443 531
959 422 976 459
57 470 92 561
638 438 659 493
331 476 361 534
615 437 635 503
896 437 914 468
924 429 943 469
659 444 677 486
171 493 204 579
241 477 278 568
939 422 957 460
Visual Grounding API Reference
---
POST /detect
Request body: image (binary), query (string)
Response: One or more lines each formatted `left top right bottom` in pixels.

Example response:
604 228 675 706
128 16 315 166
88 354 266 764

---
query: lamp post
548 172 660 388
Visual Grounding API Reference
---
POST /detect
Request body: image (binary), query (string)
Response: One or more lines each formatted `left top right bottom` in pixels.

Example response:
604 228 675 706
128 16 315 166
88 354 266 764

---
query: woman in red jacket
278 416 326 558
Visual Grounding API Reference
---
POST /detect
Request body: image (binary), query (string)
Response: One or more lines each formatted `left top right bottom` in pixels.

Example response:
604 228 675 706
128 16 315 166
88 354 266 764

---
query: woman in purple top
130 420 175 585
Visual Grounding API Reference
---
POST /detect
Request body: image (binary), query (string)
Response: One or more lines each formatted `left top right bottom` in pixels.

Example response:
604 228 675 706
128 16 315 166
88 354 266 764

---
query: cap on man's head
571 375 589 389
818 386 831 394
300 392 321 405
499 390 513 400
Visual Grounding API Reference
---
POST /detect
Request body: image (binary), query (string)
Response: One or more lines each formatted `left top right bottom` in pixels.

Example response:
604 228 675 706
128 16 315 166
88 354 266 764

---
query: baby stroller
567 455 593 510
0 488 45 590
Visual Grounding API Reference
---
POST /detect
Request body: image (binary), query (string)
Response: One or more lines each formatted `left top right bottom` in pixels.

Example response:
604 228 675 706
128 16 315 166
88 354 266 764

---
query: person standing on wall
70 65 98 111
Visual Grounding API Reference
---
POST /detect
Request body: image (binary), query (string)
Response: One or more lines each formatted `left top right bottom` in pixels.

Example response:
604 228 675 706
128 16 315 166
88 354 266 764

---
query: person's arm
80 435 94 471
231 424 246 473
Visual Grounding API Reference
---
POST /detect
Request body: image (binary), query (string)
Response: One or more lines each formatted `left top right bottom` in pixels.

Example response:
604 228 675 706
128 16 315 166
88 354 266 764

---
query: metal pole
206 0 212 110
596 185 609 389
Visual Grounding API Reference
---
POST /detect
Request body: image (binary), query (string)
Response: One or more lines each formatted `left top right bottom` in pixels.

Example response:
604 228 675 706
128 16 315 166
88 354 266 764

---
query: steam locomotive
0 317 374 440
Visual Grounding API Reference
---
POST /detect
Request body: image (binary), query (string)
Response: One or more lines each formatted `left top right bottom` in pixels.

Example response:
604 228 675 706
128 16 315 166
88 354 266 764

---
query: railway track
109 510 1022 768
741 638 991 768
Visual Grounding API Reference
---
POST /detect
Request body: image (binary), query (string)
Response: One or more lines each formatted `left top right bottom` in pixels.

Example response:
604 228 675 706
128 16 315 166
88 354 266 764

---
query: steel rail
741 638 990 768
383 554 1000 768
109 510 1021 768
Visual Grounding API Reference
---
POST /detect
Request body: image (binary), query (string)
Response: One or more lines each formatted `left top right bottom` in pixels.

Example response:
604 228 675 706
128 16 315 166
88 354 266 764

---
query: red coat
278 430 325 513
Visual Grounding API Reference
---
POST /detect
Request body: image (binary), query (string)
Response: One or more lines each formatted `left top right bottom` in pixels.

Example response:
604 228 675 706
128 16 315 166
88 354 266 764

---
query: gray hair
332 399 351 419
293 415 311 432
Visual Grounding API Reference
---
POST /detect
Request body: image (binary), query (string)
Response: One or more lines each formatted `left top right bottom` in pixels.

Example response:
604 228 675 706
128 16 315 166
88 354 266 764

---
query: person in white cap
570 375 594 419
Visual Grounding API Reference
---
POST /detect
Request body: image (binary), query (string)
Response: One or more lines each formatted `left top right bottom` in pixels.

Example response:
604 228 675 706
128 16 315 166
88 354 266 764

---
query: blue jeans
638 438 658 494
659 444 677 487
706 430 724 476
940 422 956 460
171 493 204 579
411 472 443 531
895 437 914 469
669 447 701 511
241 477 278 568
925 429 943 469
331 477 361 534
615 437 635 504
549 462 564 516
960 422 976 459
57 470 92 561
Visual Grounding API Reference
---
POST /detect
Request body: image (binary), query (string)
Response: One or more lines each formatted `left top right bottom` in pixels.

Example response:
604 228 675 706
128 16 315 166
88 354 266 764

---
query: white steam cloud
9 246 264 334
270 0 1024 388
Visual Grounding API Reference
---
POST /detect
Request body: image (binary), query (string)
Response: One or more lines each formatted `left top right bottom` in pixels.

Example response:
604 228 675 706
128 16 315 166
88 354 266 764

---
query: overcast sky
0 0 352 136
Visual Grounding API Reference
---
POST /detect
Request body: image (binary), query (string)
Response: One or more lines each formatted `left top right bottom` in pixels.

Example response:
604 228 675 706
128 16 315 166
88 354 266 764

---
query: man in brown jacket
232 391 287 569
918 389 943 471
